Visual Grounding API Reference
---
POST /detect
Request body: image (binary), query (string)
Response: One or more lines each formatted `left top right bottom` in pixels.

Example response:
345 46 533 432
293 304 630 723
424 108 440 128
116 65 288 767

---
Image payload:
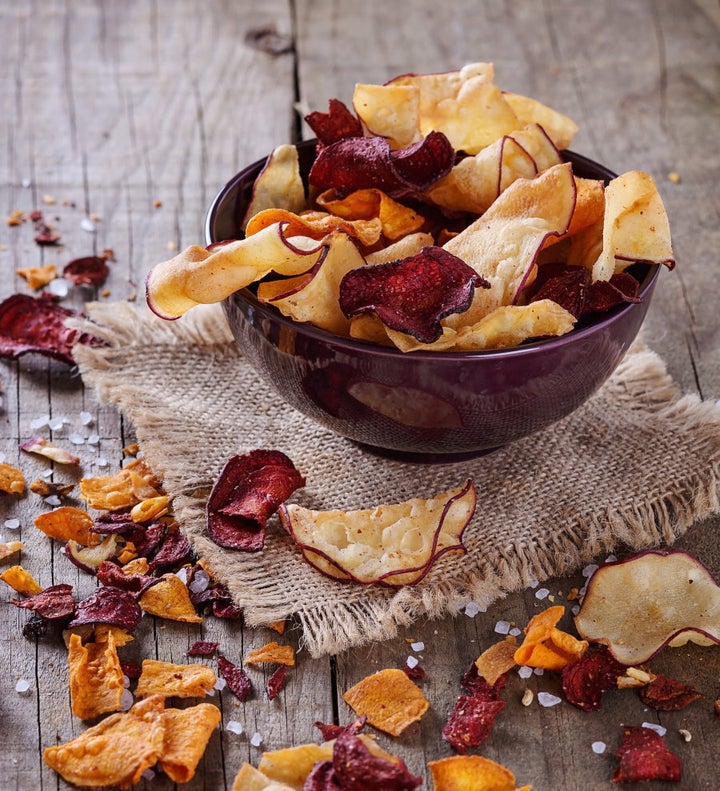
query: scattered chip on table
0 461 27 495
245 641 295 667
158 703 221 783
428 754 532 790
68 631 125 720
135 659 217 699
514 604 588 670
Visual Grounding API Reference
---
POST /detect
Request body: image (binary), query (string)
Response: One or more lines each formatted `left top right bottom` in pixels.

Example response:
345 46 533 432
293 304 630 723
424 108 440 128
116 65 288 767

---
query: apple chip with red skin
339 246 489 344
207 449 305 551
574 549 720 665
308 131 455 201
280 480 476 587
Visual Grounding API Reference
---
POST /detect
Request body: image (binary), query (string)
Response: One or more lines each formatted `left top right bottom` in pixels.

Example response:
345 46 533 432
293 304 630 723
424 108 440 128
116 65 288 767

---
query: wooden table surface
1 1 719 789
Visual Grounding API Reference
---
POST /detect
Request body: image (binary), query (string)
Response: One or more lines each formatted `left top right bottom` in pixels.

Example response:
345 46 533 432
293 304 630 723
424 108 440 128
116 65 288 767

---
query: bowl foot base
351 441 500 465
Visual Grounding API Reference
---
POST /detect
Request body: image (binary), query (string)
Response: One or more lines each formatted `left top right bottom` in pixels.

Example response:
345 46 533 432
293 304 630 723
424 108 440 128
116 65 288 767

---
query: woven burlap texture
74 302 720 657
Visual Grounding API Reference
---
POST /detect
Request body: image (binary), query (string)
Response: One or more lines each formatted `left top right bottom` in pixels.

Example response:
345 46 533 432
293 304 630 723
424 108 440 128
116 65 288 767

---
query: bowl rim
206 143 661 362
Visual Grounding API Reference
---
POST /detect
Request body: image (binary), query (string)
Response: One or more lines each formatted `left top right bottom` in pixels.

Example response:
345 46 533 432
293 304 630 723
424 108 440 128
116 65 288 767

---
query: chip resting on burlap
73 303 720 656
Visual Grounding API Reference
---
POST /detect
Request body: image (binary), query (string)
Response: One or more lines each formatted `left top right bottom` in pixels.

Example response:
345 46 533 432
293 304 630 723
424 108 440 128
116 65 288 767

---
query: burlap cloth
73 302 720 657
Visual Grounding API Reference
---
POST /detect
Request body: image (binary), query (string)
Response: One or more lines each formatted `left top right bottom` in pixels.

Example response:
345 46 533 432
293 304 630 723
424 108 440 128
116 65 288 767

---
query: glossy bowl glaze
206 141 660 462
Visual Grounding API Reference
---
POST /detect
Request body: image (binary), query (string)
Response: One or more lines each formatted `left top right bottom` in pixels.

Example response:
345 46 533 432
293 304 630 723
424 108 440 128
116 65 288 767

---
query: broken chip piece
34 506 98 545
280 480 475 587
206 449 305 551
0 461 26 495
475 636 518 685
138 573 202 623
135 659 217 699
79 458 163 511
574 549 720 664
638 673 702 712
63 255 110 286
21 436 81 466
245 641 296 667
611 725 682 783
428 754 532 791
514 605 589 671
0 540 23 562
561 645 628 711
217 655 253 702
68 586 142 632
342 667 430 737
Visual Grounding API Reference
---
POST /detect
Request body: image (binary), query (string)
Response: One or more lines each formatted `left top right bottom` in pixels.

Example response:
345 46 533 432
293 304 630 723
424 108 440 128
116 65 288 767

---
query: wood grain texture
1 0 718 789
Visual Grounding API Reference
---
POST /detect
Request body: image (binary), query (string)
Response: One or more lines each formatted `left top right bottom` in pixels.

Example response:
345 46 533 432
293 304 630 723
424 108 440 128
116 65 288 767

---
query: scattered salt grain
0 451 4 463
527 578 539 589
226 720 244 735
592 741 607 754
86 433 100 446
571 605 581 616
41 468 54 479
406 655 419 669
44 495 62 507
534 587 550 600
188 569 210 594
4 518 20 531
47 278 70 299
250 731 263 747
410 641 424 652
68 433 85 445
464 601 484 617
49 416 69 431
641 722 667 737
95 457 109 468
533 667 545 676
537 692 562 707
141 769 156 781
79 411 94 426
21 178 31 188
175 566 188 584
518 666 533 679
494 620 511 635
30 415 50 431
80 217 97 233
123 675 131 688
509 627 522 637
604 554 617 563
582 563 599 578
15 679 31 694
214 677 227 691
120 688 134 710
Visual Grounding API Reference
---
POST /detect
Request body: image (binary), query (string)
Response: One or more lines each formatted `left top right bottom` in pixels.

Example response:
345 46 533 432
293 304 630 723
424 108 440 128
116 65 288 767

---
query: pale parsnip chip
353 82 421 148
241 144 306 230
503 90 579 150
43 695 166 789
145 222 324 320
592 170 675 282
136 659 217 698
232 762 296 791
574 549 720 665
68 631 125 720
443 163 577 326
365 232 434 265
159 704 221 783
342 667 430 736
0 540 23 562
280 480 475 587
257 231 367 335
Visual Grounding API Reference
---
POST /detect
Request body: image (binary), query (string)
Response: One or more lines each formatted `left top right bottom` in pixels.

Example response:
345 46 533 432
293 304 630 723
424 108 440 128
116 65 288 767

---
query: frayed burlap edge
73 303 720 657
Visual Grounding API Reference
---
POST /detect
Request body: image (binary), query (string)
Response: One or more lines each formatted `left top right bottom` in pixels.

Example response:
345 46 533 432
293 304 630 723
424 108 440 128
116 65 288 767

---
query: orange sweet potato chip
34 506 99 545
79 458 163 511
245 641 296 667
514 605 588 671
94 623 135 646
342 667 430 736
0 540 23 562
0 564 43 595
232 762 296 790
246 207 383 247
428 754 532 791
135 659 217 699
158 703 221 783
43 694 166 789
139 573 202 623
17 263 58 290
68 631 125 720
0 461 26 495
475 636 518 685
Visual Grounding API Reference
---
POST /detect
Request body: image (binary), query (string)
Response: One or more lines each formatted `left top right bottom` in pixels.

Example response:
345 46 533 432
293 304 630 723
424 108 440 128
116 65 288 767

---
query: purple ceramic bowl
206 141 660 462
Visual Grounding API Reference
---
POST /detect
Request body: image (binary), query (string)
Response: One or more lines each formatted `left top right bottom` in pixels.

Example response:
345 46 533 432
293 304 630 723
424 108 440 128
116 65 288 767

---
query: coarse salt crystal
30 415 50 430
21 178 31 188
188 570 210 594
533 667 545 676
410 641 424 652
464 601 483 617
86 433 100 446
226 720 244 735
47 278 70 299
123 675 131 688
95 457 109 468
214 677 227 691
592 741 607 754
571 605 581 616
641 722 667 736
406 655 419 669
582 563 599 578
604 554 617 563
41 468 54 479
49 416 68 431
535 587 550 600
537 692 562 707
120 688 134 710
68 433 85 445
250 731 263 747
518 666 533 679
44 495 62 507
527 578 539 589
80 217 96 233
4 518 20 530
494 620 511 635
15 679 31 694
509 627 522 637
0 451 5 463
79 411 94 426
175 566 188 584
141 769 156 781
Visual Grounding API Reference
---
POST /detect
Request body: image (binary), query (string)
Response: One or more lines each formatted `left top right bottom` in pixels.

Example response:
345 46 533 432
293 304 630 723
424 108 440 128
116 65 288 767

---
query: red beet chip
339 246 488 343
611 725 682 783
403 663 426 680
308 131 455 200
561 645 628 712
212 599 242 620
120 660 142 679
314 716 367 742
63 255 110 287
441 694 506 754
0 293 106 364
266 665 287 700
68 586 143 632
12 583 75 621
96 560 161 596
206 450 305 552
187 640 220 657
148 529 192 571
460 662 506 698
133 522 167 557
639 673 702 711
305 99 364 148
217 656 253 702
303 761 337 791
583 271 642 315
331 731 423 791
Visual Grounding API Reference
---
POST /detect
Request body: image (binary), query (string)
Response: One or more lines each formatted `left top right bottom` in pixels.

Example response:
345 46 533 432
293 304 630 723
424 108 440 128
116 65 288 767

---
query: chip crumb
80 217 97 233
167 241 178 251
678 729 691 742
101 289 111 298
521 688 534 707
668 171 681 183
6 209 24 226
567 587 581 601
537 691 561 707
153 199 163 208
42 194 56 205
592 741 607 754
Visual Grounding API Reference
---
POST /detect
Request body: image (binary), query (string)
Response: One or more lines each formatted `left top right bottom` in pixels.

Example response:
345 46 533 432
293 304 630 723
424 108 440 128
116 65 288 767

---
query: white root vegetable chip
240 144 306 230
574 549 720 665
279 479 476 587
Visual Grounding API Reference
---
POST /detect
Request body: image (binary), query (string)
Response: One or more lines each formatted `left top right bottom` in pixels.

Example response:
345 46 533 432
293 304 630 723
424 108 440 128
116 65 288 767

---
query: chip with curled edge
514 605 588 671
280 479 476 587
68 631 125 720
159 703 221 783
